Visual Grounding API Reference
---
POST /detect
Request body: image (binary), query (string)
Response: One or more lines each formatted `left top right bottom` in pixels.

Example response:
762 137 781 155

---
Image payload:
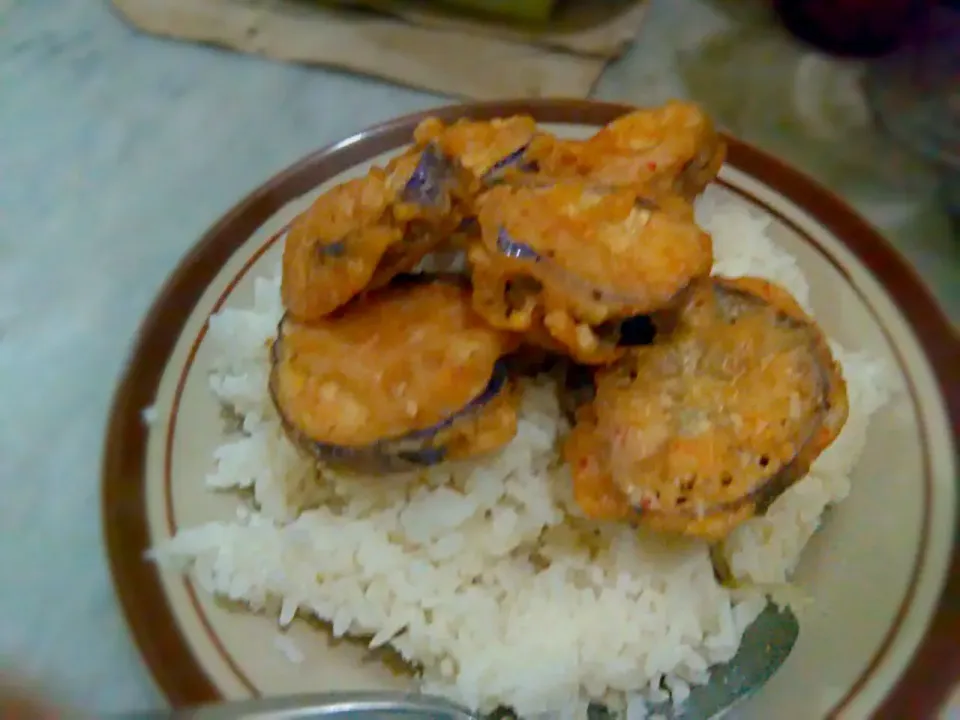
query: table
0 0 957 713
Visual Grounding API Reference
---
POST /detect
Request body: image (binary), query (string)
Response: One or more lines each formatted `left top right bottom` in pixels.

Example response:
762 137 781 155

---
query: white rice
151 188 899 717
274 634 305 664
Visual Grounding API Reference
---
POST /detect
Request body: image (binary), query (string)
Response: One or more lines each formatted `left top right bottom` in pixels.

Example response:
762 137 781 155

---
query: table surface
1 0 958 714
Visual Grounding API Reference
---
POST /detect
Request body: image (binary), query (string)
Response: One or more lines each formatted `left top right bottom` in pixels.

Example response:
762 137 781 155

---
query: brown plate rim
101 98 960 718
160 176 937 714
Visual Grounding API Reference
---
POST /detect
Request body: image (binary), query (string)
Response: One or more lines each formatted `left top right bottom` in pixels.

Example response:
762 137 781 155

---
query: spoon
162 692 475 720
137 603 797 720
641 602 799 720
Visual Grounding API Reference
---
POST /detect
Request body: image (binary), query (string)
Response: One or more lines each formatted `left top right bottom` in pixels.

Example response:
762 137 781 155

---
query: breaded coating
525 101 725 200
469 182 712 363
271 279 518 458
565 276 848 540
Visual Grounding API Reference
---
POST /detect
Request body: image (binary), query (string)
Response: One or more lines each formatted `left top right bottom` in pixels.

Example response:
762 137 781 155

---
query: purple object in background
863 3 960 219
773 0 934 58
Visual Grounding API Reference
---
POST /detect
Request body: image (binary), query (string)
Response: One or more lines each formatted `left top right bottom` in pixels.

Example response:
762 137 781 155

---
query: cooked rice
151 186 898 718
274 634 305 665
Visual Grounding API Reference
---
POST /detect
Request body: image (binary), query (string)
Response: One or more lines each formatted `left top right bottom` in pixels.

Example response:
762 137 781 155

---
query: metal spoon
163 692 475 720
132 603 798 720
642 602 799 720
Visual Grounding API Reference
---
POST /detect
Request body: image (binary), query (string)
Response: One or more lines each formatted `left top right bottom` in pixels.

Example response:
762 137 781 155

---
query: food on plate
280 167 460 323
469 182 712 363
565 276 849 540
281 105 720 325
155 105 898 720
281 117 539 323
281 171 399 322
386 144 464 219
270 276 520 473
524 100 725 199
411 114 538 191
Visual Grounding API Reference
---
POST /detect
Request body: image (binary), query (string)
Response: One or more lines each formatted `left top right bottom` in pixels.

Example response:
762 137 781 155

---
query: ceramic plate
102 100 960 719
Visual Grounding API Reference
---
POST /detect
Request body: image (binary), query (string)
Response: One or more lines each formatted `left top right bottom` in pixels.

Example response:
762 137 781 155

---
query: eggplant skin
401 144 454 209
269 272 516 475
481 144 536 186
269 354 510 475
631 279 847 540
565 276 849 541
628 433 826 542
412 115 537 184
468 183 712 365
487 195 710 313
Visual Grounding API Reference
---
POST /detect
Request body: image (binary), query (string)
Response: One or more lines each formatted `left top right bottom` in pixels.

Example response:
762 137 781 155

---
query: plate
102 100 960 719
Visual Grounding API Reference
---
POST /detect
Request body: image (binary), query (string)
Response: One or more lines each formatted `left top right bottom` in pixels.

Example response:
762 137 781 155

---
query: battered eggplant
468 182 712 364
281 117 538 323
270 276 520 473
523 101 725 200
281 170 399 323
564 276 849 541
411 115 538 191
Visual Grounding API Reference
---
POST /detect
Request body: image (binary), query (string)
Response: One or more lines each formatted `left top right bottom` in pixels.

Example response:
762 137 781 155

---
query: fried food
469 182 713 364
280 107 722 324
275 105 860 544
412 115 538 190
279 116 542 324
270 276 520 473
281 170 401 322
524 101 725 200
282 155 468 324
564 276 849 540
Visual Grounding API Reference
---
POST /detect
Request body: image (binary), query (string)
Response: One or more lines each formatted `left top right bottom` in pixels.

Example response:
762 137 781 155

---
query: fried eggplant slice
564 276 849 541
281 145 472 323
524 101 725 200
469 182 712 364
386 143 464 219
281 169 402 323
270 276 520 473
339 116 539 291
412 115 538 189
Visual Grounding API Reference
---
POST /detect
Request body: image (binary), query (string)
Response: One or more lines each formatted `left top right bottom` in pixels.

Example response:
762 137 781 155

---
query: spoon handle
128 692 477 720
644 603 800 720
